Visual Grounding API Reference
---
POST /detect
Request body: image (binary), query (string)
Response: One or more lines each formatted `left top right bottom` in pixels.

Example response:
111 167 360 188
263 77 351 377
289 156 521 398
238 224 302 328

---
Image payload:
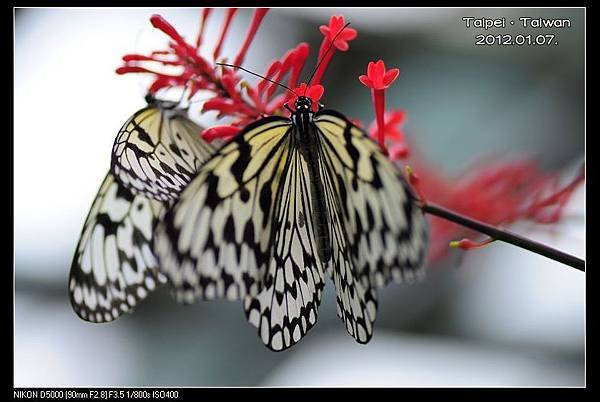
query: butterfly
154 91 429 350
69 96 216 323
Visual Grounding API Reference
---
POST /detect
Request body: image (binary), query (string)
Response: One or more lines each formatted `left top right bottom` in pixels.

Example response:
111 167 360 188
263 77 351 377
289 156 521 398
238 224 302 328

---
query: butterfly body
293 96 332 263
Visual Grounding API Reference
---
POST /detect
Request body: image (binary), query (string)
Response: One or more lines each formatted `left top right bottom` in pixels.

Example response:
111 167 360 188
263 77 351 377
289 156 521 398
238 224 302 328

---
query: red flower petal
213 8 238 60
383 68 400 86
340 29 357 41
334 40 349 52
358 75 373 87
361 59 399 90
306 84 324 103
319 15 357 52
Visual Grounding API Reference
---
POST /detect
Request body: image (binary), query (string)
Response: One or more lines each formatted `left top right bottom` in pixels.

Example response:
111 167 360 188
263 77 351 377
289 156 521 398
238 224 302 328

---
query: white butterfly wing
111 107 215 201
315 110 429 343
69 172 166 322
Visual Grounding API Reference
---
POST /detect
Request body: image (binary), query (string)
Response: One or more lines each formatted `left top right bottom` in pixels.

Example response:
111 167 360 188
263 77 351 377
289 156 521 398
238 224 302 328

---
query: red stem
372 89 386 151
422 202 585 271
213 8 238 61
233 8 269 66
196 8 212 48
311 40 334 85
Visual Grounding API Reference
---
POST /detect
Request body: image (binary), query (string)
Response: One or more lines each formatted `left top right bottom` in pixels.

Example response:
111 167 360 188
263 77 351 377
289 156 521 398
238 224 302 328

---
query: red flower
312 15 357 86
115 9 584 269
360 60 400 152
359 60 400 90
407 157 584 263
319 15 357 52
117 11 353 137
288 83 324 112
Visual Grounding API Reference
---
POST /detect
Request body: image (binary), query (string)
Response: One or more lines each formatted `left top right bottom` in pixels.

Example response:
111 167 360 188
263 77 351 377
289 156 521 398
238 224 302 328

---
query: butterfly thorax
291 96 332 263
291 96 313 141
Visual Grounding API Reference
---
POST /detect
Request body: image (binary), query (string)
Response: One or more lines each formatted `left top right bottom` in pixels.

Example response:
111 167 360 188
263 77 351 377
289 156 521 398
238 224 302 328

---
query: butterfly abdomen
297 127 332 264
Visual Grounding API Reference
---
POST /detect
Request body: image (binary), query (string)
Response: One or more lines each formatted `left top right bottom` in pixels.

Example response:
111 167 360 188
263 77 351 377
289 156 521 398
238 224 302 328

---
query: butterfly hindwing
243 141 325 351
69 172 167 323
318 148 378 343
314 110 428 342
111 106 215 201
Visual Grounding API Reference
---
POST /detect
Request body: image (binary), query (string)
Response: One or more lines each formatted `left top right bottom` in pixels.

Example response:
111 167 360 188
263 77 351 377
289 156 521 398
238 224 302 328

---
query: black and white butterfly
69 97 216 322
112 95 215 202
155 93 429 350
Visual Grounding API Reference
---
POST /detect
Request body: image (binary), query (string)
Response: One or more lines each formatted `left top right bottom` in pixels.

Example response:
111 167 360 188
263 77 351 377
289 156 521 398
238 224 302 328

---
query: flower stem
372 89 386 150
420 202 585 271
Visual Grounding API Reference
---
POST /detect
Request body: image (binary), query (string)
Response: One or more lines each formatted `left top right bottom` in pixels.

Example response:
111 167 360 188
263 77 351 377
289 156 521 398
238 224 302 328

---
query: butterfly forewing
111 107 214 201
155 118 293 303
310 111 427 343
315 111 429 287
69 172 167 323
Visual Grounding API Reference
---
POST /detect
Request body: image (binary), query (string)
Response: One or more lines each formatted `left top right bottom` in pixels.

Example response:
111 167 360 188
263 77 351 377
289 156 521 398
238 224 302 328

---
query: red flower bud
150 14 188 47
449 238 495 250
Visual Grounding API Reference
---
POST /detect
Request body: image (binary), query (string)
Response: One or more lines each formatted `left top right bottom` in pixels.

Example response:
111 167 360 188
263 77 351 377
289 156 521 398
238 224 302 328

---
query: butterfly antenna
216 62 298 97
176 79 192 106
304 22 352 95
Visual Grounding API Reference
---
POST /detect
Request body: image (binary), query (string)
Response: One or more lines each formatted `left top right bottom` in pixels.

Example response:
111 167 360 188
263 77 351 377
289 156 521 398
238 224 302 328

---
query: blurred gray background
14 8 585 386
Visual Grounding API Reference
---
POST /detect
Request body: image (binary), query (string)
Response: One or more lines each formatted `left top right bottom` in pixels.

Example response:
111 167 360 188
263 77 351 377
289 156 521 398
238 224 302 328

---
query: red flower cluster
117 9 356 141
410 157 584 261
117 8 583 264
